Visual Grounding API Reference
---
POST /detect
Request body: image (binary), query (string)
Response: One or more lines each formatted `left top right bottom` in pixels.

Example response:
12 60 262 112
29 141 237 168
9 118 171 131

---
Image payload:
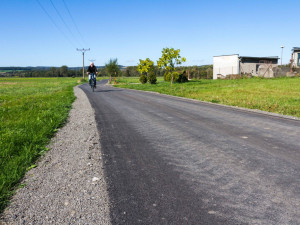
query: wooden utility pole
290 53 294 73
76 48 90 79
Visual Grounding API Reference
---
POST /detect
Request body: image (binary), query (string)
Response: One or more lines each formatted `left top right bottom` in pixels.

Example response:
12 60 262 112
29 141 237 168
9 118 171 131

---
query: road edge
112 83 300 121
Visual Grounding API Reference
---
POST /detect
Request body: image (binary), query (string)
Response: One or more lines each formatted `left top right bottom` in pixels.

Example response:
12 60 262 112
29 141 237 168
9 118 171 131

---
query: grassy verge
116 77 300 118
0 77 81 212
115 77 164 84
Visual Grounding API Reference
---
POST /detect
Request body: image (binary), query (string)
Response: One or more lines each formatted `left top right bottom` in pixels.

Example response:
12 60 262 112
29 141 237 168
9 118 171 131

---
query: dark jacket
87 65 97 74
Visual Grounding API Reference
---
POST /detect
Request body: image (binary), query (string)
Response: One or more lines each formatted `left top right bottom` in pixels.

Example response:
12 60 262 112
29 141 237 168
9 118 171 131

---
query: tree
50 67 57 77
105 58 120 82
157 48 186 84
97 67 107 77
125 68 131 77
137 58 154 75
125 66 140 77
60 65 68 77
137 58 155 84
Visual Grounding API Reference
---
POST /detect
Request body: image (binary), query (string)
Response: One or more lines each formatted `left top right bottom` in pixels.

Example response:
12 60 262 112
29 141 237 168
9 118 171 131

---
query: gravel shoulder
0 86 111 225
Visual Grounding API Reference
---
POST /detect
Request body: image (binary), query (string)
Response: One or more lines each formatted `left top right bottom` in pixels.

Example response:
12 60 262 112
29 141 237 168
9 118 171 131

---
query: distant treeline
119 65 213 79
1 65 213 79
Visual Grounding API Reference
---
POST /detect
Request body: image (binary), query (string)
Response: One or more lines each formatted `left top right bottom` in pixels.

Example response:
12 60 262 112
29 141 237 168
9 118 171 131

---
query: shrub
177 71 188 83
164 72 179 82
139 74 147 84
163 72 171 81
148 71 157 84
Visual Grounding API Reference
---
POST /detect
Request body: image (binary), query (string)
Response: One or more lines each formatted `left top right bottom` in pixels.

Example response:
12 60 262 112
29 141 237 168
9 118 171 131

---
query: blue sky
1 0 299 67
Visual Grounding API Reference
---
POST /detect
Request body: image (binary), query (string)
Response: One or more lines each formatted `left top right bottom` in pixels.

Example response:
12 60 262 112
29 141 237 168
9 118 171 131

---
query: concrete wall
273 67 290 77
213 55 239 79
258 65 274 78
240 62 278 77
239 63 258 75
292 52 300 68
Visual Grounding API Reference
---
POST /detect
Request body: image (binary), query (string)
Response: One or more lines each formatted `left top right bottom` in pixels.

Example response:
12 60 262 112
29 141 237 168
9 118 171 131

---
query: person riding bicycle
87 62 98 87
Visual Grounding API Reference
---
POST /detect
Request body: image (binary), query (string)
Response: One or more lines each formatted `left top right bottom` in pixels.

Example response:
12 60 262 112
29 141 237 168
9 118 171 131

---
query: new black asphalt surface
80 80 300 225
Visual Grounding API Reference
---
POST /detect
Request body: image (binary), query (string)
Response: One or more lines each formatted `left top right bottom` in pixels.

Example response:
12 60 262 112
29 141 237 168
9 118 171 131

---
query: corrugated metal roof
213 54 239 57
292 47 300 51
239 56 279 59
213 54 278 59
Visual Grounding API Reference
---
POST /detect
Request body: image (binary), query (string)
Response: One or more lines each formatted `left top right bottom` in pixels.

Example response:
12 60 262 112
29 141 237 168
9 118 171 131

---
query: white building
213 55 239 79
213 54 279 79
292 47 300 68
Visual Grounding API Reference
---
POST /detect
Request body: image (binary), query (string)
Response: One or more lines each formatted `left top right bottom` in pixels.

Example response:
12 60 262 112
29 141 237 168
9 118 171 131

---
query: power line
35 0 75 47
62 0 87 46
49 0 80 46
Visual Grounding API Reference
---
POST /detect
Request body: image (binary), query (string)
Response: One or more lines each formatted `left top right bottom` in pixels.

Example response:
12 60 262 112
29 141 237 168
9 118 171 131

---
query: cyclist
87 62 98 87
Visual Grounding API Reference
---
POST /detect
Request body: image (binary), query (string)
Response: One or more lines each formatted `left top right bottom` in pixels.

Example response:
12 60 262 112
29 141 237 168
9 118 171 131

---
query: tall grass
0 78 80 212
116 77 300 118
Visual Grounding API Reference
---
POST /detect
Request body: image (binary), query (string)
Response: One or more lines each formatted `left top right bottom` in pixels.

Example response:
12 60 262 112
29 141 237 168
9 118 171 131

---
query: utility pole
281 46 284 66
76 48 90 79
290 53 294 73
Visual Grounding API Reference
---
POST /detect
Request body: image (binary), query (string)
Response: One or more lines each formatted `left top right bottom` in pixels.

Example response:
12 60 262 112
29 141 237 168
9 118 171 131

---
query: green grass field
116 77 300 118
0 78 81 212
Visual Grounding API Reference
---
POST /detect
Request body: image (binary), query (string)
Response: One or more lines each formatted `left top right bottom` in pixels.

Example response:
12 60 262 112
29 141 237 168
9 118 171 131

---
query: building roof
292 47 300 52
213 54 239 57
239 56 279 59
213 54 278 59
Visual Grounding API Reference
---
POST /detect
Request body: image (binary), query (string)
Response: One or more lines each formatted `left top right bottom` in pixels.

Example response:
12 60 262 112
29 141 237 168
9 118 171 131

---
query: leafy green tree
105 58 120 82
137 58 154 75
125 68 131 77
157 48 186 84
206 67 213 79
137 58 155 84
126 66 140 77
32 71 40 77
50 67 57 77
97 67 107 77
79 68 84 77
60 65 68 77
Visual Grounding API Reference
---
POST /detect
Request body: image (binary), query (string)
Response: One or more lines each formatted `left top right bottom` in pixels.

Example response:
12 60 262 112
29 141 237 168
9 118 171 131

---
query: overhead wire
62 0 87 46
49 0 82 47
35 0 76 48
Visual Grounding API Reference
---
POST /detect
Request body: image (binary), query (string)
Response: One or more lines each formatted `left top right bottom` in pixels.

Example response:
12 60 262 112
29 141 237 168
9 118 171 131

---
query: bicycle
89 73 96 92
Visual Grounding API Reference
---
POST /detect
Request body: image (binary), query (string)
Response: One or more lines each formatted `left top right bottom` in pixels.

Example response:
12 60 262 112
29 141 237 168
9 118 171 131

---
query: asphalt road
80 80 300 225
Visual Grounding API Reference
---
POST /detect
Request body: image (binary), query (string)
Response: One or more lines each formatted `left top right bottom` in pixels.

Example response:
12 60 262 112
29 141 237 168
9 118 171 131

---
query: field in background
116 77 300 118
0 77 80 212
